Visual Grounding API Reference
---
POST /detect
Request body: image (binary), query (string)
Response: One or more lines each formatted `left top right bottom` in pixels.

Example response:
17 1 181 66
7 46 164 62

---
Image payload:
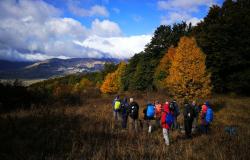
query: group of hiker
112 95 214 146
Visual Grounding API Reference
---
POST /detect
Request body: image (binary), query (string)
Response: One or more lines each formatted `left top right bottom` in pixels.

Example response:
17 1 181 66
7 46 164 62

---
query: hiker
183 100 195 139
200 101 213 134
200 101 208 134
161 101 174 146
169 100 180 129
120 97 129 129
128 98 139 133
112 95 121 128
143 102 155 133
192 101 200 131
155 101 162 127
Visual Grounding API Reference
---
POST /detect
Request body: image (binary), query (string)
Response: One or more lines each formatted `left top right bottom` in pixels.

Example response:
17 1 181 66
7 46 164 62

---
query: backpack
155 104 162 117
165 112 174 126
170 101 180 116
129 104 138 119
146 104 155 118
114 101 121 111
205 108 213 123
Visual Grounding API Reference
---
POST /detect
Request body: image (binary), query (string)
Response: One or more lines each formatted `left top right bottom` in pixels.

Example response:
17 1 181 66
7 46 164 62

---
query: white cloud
74 35 152 59
69 4 109 17
158 0 217 12
161 12 201 25
187 17 201 26
0 0 149 61
0 0 61 21
91 19 122 37
158 0 217 25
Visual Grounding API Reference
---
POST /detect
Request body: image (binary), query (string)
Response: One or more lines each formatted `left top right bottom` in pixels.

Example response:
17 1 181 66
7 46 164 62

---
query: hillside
0 58 120 79
0 94 249 159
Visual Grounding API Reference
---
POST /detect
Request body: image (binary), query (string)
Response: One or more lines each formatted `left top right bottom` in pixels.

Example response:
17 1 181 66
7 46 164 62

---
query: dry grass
0 94 249 160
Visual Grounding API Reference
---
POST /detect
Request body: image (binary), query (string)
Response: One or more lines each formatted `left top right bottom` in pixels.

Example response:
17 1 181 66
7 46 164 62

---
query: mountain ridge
0 58 121 79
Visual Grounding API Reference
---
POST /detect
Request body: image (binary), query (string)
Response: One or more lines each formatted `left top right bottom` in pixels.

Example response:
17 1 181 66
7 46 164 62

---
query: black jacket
183 103 194 121
128 102 139 119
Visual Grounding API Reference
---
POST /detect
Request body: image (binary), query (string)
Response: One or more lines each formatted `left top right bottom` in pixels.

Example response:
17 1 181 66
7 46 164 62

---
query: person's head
155 100 159 104
204 101 209 106
165 100 169 105
130 98 134 103
115 95 120 100
192 101 196 106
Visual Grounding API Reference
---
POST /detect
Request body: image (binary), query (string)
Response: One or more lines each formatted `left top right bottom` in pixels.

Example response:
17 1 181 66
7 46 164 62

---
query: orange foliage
166 37 211 101
154 47 176 89
100 62 126 94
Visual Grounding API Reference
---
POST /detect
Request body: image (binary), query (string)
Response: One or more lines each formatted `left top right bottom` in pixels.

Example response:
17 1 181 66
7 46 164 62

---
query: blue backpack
146 104 155 118
205 108 213 123
165 112 174 126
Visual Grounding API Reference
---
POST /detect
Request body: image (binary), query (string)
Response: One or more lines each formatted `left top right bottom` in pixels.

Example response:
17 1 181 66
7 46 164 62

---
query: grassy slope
0 94 249 160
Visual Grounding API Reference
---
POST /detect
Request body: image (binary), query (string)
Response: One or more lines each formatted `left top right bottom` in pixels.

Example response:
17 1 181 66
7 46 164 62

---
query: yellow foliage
100 62 126 94
166 36 212 101
72 78 93 94
154 47 176 89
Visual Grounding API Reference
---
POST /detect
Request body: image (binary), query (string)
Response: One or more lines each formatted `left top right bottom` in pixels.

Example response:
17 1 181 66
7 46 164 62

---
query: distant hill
0 58 120 79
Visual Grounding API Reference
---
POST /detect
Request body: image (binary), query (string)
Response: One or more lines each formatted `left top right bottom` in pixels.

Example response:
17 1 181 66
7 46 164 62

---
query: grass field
0 94 249 160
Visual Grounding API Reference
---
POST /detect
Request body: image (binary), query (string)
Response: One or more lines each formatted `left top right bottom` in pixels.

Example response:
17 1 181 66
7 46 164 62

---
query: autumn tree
72 78 94 94
122 22 192 91
100 62 126 94
154 47 175 90
166 37 211 101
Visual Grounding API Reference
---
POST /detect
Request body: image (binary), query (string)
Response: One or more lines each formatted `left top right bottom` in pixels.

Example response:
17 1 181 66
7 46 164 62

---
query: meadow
0 93 249 160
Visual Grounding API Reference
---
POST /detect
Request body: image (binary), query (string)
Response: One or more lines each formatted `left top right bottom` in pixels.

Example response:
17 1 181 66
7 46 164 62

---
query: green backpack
114 101 121 111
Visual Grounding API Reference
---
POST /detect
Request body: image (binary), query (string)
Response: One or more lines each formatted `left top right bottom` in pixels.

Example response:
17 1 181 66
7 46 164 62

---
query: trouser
193 117 198 129
162 128 170 145
122 115 128 128
201 123 209 134
172 116 178 129
147 119 153 133
113 111 121 128
128 116 138 133
184 119 193 138
155 117 161 128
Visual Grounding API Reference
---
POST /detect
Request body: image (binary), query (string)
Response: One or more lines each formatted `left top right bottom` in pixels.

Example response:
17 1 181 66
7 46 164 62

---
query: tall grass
0 94 249 160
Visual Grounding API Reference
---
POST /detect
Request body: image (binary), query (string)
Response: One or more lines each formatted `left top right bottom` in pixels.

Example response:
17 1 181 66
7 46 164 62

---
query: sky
0 0 224 61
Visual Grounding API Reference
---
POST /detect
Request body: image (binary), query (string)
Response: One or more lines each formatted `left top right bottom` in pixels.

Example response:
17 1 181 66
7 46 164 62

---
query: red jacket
161 103 170 129
200 105 208 124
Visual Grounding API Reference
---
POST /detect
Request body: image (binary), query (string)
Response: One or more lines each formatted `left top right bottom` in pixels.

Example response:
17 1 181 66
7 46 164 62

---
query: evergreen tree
122 22 192 91
193 0 250 95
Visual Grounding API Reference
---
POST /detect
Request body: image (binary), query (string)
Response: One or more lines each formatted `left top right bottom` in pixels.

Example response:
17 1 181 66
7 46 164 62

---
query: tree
193 0 250 95
72 78 94 94
154 47 176 90
100 62 126 94
122 22 192 91
166 37 211 101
